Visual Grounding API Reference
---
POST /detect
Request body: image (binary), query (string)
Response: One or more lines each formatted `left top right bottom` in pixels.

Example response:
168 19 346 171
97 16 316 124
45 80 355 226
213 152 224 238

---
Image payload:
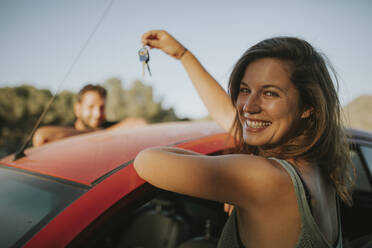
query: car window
69 151 229 248
351 149 372 192
360 145 372 176
0 165 88 248
69 187 227 248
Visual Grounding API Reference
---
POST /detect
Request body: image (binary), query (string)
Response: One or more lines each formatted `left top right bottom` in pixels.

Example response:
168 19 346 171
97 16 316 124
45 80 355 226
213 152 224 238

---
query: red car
0 121 371 248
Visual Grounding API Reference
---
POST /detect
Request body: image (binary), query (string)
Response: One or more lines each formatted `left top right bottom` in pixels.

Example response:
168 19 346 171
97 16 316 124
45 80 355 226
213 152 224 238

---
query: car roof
0 121 225 186
1 124 371 187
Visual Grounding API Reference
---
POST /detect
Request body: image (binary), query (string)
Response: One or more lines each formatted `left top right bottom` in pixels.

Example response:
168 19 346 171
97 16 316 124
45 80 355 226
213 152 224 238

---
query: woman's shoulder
223 154 295 204
227 154 291 180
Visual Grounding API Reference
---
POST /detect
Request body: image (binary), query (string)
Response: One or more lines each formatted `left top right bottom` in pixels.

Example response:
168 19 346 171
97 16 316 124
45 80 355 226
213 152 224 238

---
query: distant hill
342 95 372 132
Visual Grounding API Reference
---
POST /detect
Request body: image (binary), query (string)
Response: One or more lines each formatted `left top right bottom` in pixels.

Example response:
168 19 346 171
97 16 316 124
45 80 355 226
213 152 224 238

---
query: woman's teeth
246 120 271 128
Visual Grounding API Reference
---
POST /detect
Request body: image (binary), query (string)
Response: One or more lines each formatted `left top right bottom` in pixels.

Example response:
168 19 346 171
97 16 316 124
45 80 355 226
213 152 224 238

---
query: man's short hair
77 84 107 102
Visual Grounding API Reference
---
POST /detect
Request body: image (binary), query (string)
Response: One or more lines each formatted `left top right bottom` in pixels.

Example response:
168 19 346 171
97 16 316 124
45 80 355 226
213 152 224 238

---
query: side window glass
351 149 371 192
360 145 372 175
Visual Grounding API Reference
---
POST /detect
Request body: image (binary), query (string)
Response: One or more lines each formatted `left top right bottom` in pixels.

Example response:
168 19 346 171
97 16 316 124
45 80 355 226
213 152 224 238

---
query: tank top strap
269 157 343 248
335 196 343 247
268 157 312 220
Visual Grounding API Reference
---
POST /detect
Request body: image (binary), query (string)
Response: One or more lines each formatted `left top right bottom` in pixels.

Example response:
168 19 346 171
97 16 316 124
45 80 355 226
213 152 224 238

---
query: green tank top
217 158 343 248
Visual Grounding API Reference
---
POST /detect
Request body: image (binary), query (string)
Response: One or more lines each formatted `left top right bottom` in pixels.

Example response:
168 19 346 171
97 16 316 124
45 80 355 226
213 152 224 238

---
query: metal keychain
138 46 151 77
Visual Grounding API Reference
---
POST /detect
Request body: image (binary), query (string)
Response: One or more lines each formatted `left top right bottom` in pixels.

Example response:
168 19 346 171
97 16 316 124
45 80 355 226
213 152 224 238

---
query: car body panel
1 122 226 186
0 121 235 248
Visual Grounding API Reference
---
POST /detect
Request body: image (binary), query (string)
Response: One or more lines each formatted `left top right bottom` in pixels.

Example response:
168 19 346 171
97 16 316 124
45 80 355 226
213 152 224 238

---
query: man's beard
80 118 103 129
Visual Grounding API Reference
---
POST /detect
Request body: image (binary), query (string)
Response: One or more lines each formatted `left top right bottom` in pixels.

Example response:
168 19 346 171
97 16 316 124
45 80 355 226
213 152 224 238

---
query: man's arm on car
33 126 93 147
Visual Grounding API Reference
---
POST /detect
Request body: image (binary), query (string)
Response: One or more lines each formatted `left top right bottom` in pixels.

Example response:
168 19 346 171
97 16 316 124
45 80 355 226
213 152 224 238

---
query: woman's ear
301 107 313 119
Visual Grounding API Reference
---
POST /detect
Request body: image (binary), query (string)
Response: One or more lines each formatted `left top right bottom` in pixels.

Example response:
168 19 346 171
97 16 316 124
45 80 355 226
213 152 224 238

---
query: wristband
178 48 187 60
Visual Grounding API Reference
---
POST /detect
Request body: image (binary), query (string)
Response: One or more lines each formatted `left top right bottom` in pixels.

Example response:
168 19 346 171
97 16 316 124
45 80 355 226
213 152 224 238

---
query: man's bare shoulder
107 117 147 130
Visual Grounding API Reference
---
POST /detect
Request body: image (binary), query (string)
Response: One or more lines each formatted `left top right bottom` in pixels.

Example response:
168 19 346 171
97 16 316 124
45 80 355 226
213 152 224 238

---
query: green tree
104 77 127 120
104 78 181 123
0 85 76 157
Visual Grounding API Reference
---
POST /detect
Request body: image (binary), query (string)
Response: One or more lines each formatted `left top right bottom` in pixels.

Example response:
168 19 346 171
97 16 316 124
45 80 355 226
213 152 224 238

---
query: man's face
74 91 106 129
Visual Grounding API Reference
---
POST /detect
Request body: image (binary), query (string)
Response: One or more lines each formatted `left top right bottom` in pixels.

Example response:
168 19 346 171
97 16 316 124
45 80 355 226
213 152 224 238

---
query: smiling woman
135 30 352 248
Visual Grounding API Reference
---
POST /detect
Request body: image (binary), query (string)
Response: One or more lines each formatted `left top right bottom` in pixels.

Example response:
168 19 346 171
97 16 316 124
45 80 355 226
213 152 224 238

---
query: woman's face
236 58 307 147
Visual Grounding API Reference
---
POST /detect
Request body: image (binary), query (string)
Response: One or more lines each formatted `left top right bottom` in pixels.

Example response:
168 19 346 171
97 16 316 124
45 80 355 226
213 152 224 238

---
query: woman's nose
243 95 261 114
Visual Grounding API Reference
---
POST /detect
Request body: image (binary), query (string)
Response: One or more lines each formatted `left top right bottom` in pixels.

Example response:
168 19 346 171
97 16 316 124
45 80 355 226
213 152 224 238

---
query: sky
0 0 371 119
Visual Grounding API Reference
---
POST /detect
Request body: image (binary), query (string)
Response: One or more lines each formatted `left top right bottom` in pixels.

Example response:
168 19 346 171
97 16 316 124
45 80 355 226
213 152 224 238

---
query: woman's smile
242 118 272 131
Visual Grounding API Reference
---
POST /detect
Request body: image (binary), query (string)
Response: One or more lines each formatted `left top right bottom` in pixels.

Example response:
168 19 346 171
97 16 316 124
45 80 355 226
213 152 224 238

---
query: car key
138 46 152 77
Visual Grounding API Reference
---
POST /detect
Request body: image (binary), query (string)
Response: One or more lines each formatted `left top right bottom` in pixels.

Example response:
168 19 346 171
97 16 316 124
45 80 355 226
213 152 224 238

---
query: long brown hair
228 37 354 205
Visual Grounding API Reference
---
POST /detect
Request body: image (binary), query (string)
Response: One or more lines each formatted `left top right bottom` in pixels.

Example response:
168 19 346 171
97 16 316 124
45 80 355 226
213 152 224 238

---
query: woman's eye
239 88 250 94
263 91 279 97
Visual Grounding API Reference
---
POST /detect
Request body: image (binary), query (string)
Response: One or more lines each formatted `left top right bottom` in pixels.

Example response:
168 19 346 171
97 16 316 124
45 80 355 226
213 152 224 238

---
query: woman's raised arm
142 30 236 132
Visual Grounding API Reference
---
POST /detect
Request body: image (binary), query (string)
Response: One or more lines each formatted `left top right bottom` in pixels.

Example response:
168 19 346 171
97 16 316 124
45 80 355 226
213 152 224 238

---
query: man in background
33 84 146 147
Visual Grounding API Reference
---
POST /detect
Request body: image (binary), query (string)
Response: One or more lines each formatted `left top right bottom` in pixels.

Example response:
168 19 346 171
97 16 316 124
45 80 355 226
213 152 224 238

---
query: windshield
0 165 88 248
